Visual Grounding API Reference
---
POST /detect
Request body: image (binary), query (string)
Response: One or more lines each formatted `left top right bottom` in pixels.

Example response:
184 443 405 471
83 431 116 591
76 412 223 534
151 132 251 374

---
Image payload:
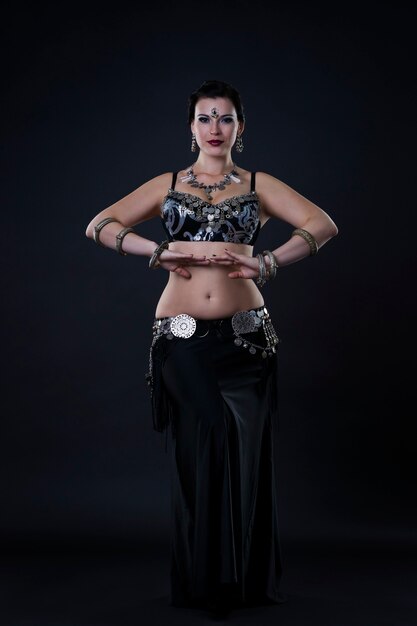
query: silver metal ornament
231 310 257 335
170 314 196 338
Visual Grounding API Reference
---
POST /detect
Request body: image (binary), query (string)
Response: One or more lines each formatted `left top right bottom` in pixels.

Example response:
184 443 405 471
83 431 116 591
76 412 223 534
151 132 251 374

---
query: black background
2 1 416 624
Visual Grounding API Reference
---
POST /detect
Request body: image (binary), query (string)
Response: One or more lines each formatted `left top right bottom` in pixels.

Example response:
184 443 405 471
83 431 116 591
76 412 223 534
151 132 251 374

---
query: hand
157 250 211 278
209 249 260 280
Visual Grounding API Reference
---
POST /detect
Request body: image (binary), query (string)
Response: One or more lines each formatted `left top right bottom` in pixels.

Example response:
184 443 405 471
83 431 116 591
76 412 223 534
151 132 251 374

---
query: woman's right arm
85 173 173 257
85 172 209 277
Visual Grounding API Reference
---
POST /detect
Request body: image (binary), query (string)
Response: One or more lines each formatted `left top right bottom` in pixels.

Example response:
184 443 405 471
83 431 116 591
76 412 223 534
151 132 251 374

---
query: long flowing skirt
147 310 287 609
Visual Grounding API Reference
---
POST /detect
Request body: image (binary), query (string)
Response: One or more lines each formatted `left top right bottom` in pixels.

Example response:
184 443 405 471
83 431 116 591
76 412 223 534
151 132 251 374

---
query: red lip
208 140 223 145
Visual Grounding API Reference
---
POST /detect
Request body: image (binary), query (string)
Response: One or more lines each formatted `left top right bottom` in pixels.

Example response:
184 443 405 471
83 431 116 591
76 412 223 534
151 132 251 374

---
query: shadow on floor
1 534 416 625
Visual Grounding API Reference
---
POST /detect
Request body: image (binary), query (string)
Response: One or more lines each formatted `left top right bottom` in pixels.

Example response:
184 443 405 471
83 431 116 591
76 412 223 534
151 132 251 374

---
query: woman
85 79 338 616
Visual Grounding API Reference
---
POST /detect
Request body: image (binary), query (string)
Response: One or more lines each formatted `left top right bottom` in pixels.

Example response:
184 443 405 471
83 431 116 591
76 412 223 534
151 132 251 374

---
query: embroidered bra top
160 171 261 244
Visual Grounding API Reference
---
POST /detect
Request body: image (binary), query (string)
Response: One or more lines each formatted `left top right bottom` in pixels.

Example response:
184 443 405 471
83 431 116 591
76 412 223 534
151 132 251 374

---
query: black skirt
146 308 288 609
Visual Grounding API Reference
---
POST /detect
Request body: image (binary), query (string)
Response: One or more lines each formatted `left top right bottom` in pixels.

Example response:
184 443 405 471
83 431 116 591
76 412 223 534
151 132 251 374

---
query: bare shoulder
135 171 174 198
254 171 332 224
255 171 288 192
121 171 174 214
253 171 292 217
92 171 175 227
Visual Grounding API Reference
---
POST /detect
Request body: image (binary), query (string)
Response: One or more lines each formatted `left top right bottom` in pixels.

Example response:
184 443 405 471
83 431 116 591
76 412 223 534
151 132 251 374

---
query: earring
235 134 244 153
191 134 197 152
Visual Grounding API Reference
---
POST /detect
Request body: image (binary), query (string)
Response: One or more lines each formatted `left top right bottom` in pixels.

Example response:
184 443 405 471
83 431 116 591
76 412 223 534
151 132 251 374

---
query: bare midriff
155 241 264 319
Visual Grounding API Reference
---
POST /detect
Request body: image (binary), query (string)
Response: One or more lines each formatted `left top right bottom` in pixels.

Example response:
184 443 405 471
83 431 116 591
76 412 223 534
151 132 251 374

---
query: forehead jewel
210 107 219 119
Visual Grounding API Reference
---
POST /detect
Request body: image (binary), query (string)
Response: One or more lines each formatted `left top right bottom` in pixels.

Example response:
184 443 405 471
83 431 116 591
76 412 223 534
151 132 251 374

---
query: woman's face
191 97 243 155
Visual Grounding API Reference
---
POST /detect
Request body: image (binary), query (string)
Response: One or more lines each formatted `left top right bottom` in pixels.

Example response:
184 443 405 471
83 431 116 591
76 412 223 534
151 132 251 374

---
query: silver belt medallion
231 310 258 335
170 313 196 338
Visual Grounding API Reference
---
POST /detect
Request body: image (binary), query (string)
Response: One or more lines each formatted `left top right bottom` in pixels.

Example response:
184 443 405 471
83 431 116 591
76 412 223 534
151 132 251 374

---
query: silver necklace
179 163 241 201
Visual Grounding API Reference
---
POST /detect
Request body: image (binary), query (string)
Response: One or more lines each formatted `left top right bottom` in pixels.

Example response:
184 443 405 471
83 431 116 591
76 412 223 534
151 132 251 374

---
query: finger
208 258 235 265
224 251 242 263
177 256 209 263
225 253 256 269
174 266 191 278
228 271 244 279
167 253 195 260
208 254 234 261
181 259 211 267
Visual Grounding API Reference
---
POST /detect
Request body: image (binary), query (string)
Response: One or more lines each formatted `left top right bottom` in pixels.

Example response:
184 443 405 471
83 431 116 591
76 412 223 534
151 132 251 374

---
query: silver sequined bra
160 189 261 244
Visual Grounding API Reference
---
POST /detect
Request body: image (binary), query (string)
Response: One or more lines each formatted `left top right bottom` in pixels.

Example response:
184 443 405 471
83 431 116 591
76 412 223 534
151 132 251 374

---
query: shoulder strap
250 171 256 191
171 172 178 190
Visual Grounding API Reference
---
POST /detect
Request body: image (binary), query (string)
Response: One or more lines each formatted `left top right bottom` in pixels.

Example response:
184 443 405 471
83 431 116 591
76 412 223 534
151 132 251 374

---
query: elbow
330 223 339 238
317 220 338 248
325 215 339 239
85 223 95 239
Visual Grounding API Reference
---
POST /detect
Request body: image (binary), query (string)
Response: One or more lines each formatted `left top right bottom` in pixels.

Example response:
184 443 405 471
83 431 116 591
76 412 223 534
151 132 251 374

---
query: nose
209 121 220 135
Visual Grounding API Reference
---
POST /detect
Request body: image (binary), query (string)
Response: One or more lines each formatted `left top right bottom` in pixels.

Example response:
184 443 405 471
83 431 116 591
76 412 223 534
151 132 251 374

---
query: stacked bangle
262 250 278 280
256 250 278 287
291 228 319 255
115 227 135 256
149 240 169 269
93 217 119 246
256 253 267 287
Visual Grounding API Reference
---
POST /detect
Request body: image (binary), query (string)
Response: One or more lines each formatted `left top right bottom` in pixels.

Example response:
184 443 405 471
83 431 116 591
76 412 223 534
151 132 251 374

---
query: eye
221 117 234 124
197 116 210 123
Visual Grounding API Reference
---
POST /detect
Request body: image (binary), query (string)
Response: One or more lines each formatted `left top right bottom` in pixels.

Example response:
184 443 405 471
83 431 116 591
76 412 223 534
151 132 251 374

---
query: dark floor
1 535 416 626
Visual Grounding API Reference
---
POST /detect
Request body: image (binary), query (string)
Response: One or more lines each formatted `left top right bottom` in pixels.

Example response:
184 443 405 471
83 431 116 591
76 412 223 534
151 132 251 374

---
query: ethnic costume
145 173 288 610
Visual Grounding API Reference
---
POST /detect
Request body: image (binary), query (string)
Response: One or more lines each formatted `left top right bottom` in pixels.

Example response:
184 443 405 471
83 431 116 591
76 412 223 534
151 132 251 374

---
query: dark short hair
187 80 245 124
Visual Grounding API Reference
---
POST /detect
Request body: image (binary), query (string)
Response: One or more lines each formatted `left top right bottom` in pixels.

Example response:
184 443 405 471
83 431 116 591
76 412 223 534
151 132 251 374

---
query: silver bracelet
115 227 135 256
262 250 278 280
149 240 169 269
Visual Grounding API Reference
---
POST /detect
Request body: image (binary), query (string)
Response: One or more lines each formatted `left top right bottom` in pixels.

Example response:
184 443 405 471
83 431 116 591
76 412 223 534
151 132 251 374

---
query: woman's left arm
256 171 338 266
210 171 338 278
